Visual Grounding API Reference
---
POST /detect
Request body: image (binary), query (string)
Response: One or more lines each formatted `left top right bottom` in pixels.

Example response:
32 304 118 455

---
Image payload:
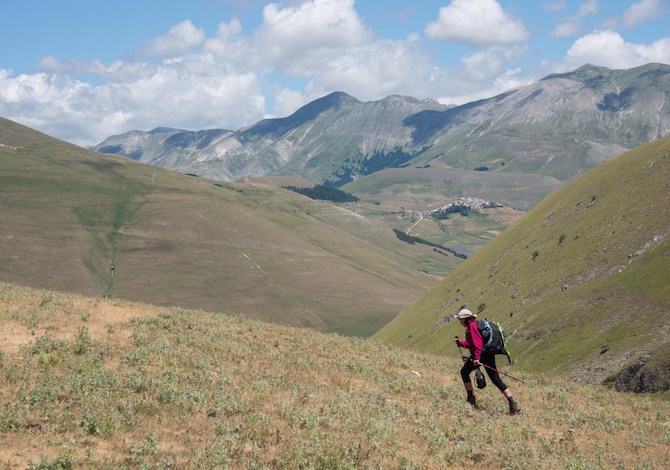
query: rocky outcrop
605 355 670 393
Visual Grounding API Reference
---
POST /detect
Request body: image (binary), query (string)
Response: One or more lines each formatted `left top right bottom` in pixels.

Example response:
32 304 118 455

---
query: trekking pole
479 362 526 384
455 337 468 363
456 337 525 384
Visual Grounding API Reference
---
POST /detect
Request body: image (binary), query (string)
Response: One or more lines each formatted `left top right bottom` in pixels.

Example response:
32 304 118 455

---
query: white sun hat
456 308 476 319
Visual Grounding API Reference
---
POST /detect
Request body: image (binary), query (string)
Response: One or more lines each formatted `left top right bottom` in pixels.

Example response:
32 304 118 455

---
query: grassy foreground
1 282 669 469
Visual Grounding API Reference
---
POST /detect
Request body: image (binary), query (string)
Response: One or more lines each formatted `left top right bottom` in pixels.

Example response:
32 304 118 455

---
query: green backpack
478 319 512 363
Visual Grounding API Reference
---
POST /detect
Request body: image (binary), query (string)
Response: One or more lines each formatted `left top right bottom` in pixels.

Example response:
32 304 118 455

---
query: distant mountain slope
347 62 670 211
94 91 447 184
408 63 669 178
375 136 670 392
0 116 438 336
93 63 670 211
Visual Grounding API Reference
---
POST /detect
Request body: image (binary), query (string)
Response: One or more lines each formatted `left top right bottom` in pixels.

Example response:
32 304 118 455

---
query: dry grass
1 281 669 469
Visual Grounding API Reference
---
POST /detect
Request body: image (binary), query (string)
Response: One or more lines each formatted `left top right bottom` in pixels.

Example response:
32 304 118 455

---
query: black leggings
460 353 507 392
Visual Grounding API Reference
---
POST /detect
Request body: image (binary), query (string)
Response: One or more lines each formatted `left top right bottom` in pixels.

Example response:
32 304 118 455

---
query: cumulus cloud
460 46 528 82
254 0 372 74
435 67 533 106
3 0 443 146
0 71 112 144
565 30 670 69
623 0 662 28
0 0 537 146
425 0 529 45
0 14 265 146
274 87 309 117
434 47 533 105
0 59 266 146
300 38 438 101
141 20 206 58
37 55 109 76
202 19 251 69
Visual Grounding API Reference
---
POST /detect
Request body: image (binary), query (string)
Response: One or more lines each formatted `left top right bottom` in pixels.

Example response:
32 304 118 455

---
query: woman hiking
454 308 521 414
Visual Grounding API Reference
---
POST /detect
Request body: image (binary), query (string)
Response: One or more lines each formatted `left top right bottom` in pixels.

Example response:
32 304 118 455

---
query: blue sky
1 0 669 146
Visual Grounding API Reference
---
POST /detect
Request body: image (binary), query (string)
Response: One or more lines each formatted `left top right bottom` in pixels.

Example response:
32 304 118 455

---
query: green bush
29 456 72 470
73 326 93 355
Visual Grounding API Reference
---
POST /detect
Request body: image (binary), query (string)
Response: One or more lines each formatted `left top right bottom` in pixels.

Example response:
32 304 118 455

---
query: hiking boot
509 401 522 415
467 395 478 409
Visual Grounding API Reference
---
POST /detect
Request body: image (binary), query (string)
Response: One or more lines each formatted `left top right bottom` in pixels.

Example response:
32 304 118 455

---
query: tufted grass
1 282 669 468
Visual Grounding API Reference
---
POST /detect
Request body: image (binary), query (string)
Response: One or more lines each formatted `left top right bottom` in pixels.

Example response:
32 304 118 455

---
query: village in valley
404 197 504 220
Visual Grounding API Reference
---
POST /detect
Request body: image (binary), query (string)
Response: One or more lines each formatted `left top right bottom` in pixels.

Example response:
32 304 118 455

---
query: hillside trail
406 213 423 235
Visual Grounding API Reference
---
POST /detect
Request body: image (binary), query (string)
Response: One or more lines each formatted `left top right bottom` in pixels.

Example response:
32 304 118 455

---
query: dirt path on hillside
406 213 423 235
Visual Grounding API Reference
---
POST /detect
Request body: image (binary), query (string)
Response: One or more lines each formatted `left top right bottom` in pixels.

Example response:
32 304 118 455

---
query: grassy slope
375 136 670 390
338 161 529 261
235 177 464 276
0 117 440 337
1 282 669 468
343 159 562 211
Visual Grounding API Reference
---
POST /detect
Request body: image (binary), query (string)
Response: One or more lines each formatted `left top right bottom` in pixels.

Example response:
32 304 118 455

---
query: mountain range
94 63 670 211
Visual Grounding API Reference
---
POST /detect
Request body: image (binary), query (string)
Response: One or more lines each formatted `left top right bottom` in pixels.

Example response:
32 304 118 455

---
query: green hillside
375 136 670 392
0 117 441 337
1 282 669 468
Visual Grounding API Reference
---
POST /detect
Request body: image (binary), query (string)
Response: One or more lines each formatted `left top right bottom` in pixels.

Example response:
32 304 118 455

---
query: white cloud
105 61 159 83
424 0 529 45
0 1 387 146
37 55 108 76
550 0 599 38
623 0 662 28
303 39 434 100
0 60 266 146
141 20 206 58
254 0 372 73
274 87 309 117
0 0 539 147
565 30 670 69
460 46 528 82
434 47 534 106
551 22 582 38
543 1 567 12
4 0 670 153
574 0 599 19
203 19 251 69
436 67 533 106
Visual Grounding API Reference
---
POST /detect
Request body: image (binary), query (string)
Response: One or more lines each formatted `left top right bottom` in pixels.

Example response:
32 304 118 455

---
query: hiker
454 308 521 414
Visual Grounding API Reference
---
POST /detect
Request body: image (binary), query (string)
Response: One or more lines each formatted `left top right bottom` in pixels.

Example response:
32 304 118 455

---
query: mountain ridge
93 63 670 210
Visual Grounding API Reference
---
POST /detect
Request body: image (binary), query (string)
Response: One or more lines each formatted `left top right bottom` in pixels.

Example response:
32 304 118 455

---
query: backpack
478 319 512 363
